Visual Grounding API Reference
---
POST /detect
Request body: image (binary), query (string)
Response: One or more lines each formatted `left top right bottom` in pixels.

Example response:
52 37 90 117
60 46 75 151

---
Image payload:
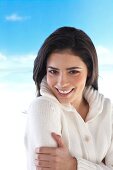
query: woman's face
46 51 88 105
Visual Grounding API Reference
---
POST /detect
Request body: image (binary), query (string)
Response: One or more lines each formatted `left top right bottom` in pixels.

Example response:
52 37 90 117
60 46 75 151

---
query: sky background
0 0 113 170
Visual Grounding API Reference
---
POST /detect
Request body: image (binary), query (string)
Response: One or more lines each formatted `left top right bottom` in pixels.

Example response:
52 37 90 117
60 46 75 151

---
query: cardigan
25 77 113 170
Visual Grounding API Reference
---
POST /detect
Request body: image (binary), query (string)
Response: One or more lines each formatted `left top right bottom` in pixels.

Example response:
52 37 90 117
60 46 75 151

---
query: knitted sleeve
26 97 62 170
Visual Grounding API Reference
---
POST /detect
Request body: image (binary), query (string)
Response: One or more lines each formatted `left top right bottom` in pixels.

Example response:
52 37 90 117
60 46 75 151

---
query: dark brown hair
33 26 98 93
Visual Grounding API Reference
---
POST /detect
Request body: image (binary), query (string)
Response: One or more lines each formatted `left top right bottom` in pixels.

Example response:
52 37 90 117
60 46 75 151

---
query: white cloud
0 53 35 69
0 52 36 82
0 53 7 61
5 13 30 22
96 46 113 65
12 54 35 65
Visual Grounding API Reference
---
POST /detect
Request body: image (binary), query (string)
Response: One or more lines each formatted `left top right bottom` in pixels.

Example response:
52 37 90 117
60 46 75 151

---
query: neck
71 96 84 109
72 97 89 121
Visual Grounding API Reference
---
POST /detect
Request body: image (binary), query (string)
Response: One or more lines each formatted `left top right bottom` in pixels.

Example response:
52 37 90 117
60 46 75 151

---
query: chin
57 97 70 104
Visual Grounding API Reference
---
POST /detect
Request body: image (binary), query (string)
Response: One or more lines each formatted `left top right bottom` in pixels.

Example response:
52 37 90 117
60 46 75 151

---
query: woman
25 27 113 170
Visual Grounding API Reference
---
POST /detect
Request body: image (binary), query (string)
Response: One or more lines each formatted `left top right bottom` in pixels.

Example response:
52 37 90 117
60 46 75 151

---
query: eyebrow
47 66 82 70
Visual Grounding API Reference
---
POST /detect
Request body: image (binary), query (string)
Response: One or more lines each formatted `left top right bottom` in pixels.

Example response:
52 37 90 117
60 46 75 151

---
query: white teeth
58 89 72 94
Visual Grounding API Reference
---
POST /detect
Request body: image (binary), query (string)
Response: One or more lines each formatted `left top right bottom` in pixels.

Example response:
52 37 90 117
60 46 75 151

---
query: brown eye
69 70 79 74
48 70 58 75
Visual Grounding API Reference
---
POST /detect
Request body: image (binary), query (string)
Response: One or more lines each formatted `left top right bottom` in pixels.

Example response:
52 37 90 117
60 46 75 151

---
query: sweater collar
40 76 104 120
40 76 58 102
84 86 104 121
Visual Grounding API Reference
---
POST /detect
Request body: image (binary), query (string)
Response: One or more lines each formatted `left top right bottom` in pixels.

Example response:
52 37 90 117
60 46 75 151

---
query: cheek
47 75 56 87
72 74 87 85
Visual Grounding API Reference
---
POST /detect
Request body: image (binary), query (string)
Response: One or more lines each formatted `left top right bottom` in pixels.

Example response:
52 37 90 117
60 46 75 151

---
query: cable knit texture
25 77 113 170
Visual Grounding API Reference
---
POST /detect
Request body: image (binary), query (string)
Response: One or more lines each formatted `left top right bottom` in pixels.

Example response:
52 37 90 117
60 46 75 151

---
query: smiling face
46 50 88 106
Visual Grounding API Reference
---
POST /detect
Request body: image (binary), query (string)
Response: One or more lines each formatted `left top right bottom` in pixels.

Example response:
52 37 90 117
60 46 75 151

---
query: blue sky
0 0 113 54
0 0 113 84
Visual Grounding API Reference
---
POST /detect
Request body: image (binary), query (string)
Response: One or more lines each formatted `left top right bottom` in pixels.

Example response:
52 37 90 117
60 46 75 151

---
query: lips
55 88 74 96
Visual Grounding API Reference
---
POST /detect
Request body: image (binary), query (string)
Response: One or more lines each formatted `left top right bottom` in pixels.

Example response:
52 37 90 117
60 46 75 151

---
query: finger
35 160 51 168
35 153 54 161
35 147 57 155
36 167 50 170
51 132 66 148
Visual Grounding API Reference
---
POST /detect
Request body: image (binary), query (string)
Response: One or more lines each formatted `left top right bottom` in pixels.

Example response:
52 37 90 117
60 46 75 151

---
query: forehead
47 51 86 68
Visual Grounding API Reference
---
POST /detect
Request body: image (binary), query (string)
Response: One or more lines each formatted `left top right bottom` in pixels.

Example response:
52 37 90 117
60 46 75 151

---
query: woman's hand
35 132 77 170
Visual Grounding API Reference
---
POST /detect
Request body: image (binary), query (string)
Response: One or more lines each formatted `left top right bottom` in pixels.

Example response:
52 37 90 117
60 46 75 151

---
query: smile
56 88 74 95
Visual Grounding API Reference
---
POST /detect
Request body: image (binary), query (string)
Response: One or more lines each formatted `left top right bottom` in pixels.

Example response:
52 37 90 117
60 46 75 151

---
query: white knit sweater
25 78 113 170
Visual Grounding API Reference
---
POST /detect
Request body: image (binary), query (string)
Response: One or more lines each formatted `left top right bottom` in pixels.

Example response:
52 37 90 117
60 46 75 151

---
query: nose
57 73 69 88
